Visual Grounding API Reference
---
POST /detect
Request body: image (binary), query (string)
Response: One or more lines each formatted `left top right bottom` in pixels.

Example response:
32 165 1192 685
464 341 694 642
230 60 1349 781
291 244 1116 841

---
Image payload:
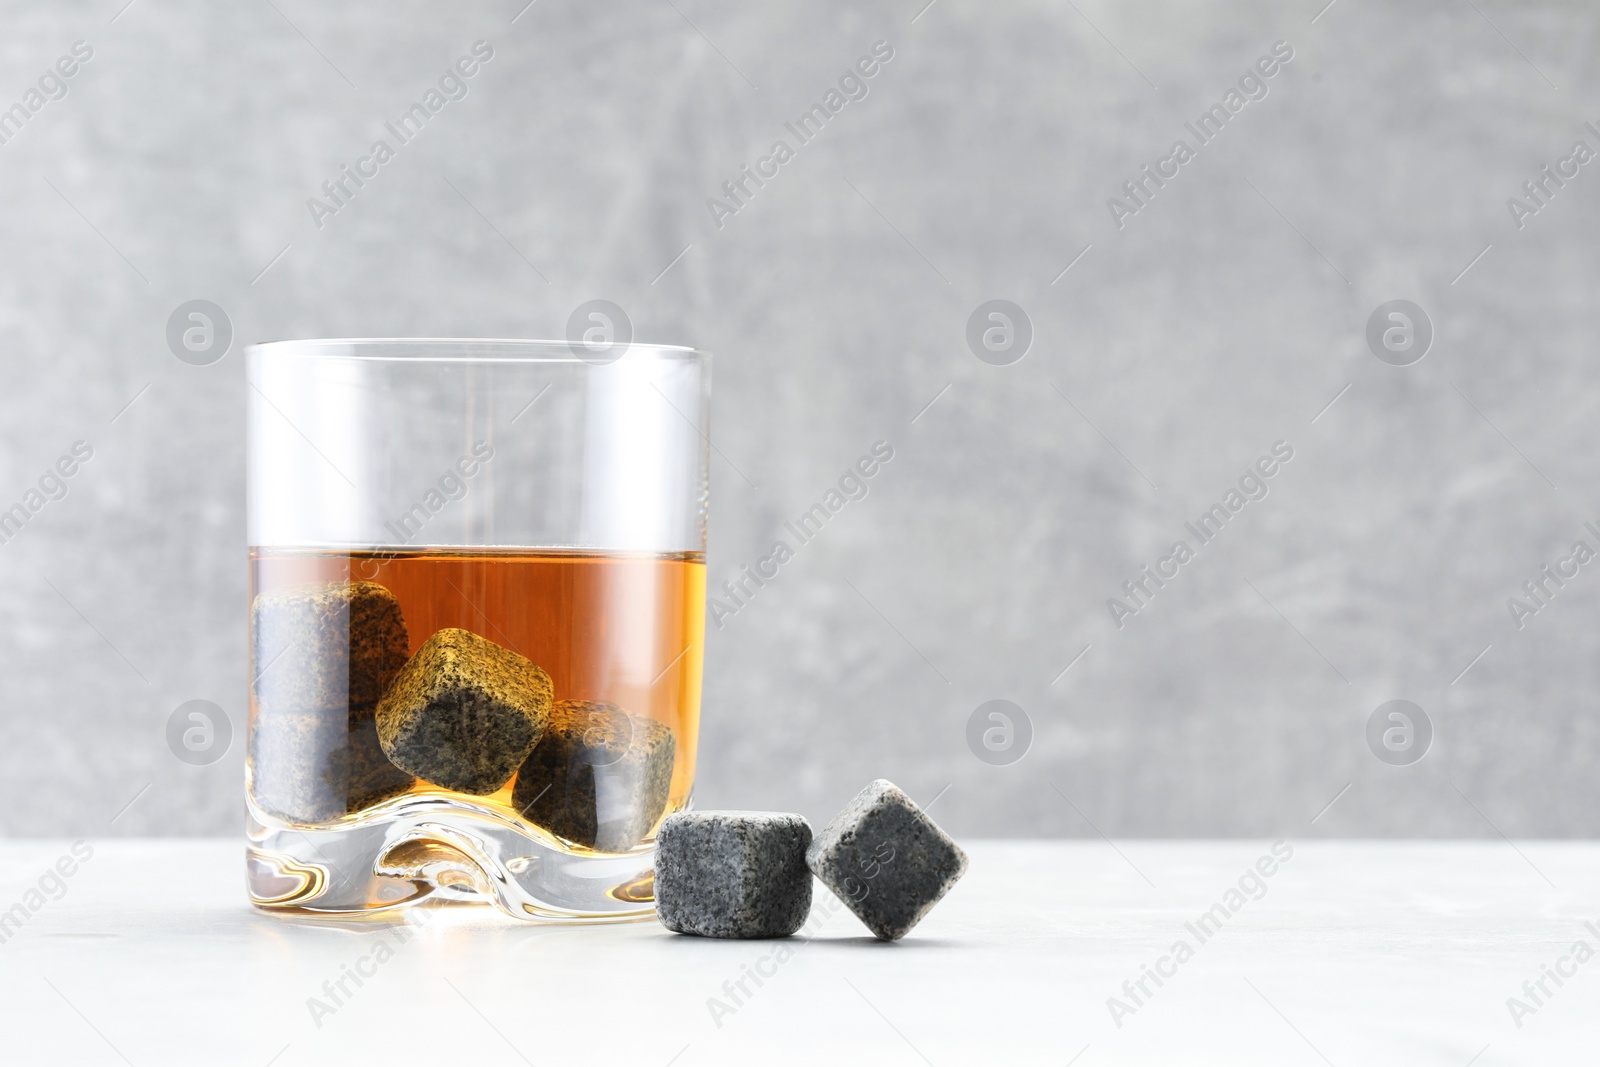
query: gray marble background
2 0 1597 840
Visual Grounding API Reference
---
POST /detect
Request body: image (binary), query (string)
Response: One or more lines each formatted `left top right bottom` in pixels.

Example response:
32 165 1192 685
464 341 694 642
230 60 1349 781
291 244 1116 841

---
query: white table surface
0 839 1591 1065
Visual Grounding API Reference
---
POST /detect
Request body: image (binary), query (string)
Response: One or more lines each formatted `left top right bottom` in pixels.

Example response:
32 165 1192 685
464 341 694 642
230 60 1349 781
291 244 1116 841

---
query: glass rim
246 337 710 363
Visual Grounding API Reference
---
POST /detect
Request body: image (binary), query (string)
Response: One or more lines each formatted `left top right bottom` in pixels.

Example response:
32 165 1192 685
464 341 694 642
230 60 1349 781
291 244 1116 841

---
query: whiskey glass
244 338 709 921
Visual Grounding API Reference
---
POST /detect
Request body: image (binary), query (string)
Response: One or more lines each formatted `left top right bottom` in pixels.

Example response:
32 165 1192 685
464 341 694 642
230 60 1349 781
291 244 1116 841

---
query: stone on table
806 779 967 941
655 811 813 939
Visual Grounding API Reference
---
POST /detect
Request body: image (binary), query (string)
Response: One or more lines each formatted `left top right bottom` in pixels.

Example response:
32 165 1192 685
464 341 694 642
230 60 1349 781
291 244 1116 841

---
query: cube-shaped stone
346 718 415 810
249 579 415 824
655 811 812 939
512 700 676 852
249 706 349 824
807 779 967 941
249 715 416 824
252 580 410 721
375 627 552 794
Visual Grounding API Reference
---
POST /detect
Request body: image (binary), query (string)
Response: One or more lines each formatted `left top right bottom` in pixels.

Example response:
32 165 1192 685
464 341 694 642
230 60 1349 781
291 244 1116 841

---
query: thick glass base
246 791 662 922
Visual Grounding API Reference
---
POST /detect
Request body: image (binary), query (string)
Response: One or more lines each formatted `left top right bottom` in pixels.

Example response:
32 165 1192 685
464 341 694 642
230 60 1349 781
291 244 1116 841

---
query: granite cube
807 779 967 941
252 580 410 721
249 707 349 824
375 627 552 794
656 811 812 939
346 718 415 810
512 700 676 852
249 579 414 824
249 715 416 824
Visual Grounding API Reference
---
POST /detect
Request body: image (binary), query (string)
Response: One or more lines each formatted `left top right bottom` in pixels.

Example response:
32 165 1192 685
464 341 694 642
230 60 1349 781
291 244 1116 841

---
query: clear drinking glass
243 338 709 921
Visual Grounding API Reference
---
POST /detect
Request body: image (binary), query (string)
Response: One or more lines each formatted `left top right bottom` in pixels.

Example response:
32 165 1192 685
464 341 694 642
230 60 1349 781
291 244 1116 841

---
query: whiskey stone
807 779 968 941
249 715 416 823
511 700 675 852
375 627 552 795
249 580 412 823
249 707 349 824
252 580 410 721
347 718 415 810
655 811 812 939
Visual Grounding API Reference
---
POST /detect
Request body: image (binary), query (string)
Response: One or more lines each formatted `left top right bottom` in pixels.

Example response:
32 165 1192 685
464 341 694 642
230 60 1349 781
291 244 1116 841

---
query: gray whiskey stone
249 715 416 824
807 779 967 941
511 700 676 852
249 707 348 824
655 811 812 939
375 627 553 794
249 579 414 823
346 718 415 810
252 580 410 721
